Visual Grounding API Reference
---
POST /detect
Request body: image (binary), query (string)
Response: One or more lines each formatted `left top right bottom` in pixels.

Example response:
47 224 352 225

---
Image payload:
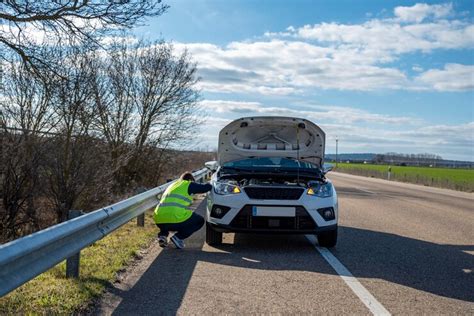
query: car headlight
307 182 333 198
213 181 242 195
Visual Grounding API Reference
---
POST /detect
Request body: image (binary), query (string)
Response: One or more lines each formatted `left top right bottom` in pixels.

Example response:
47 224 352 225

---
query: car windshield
223 157 319 171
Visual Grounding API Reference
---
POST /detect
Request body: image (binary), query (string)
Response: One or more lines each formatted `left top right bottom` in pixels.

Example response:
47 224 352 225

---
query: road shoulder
92 195 206 316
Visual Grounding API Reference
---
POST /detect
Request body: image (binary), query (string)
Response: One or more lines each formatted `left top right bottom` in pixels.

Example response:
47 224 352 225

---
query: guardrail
0 168 210 297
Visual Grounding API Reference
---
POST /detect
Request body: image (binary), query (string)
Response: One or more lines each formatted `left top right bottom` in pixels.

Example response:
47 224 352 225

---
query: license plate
252 206 296 217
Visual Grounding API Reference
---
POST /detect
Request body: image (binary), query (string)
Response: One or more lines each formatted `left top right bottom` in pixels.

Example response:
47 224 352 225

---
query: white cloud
177 40 408 93
414 64 474 91
398 122 474 143
198 100 473 160
176 3 473 94
181 37 473 93
189 4 473 160
291 18 473 54
394 3 453 23
200 100 421 125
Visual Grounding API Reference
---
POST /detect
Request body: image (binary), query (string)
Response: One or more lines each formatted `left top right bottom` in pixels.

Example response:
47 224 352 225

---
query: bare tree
0 1 168 75
0 36 203 239
42 47 108 222
90 43 138 191
92 40 202 191
0 46 109 229
0 61 55 239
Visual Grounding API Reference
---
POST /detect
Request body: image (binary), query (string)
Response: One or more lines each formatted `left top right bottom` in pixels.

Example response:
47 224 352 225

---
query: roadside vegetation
334 163 474 192
0 40 202 242
0 0 208 243
0 211 157 314
0 1 213 314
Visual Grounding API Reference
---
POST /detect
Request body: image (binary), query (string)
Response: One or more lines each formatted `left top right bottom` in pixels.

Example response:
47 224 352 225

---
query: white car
205 116 338 247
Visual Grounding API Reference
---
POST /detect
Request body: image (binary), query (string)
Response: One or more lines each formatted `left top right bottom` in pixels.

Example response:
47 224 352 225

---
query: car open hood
218 116 326 167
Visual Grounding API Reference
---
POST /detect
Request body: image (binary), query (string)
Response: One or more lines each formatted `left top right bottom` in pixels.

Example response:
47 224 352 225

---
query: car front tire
317 227 337 247
206 222 222 245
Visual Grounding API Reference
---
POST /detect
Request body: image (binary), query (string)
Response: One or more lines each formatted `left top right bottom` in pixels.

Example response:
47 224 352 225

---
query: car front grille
229 205 316 230
244 187 304 200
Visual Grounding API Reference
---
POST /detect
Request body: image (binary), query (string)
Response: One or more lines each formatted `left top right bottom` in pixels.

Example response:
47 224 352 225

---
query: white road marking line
306 235 391 316
241 257 261 263
359 188 376 194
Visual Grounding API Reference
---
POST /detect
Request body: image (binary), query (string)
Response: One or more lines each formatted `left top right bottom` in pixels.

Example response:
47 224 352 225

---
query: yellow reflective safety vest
153 179 193 224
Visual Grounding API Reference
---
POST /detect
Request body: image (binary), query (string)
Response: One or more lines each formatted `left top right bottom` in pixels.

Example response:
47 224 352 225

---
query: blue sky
134 0 473 161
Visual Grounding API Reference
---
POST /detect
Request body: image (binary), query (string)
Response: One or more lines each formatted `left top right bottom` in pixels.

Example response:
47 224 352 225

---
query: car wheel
317 227 337 248
206 222 222 245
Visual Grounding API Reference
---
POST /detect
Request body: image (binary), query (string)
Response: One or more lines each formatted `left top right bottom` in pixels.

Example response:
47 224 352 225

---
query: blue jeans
156 212 205 240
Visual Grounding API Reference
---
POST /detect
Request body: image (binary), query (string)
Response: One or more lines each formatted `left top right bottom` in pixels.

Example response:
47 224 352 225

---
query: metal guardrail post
66 210 84 278
136 187 147 227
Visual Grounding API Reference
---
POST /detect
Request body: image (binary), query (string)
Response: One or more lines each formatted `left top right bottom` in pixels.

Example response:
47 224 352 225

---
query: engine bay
218 173 325 188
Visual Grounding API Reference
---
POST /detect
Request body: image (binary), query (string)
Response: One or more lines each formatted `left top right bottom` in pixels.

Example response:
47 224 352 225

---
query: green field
334 163 474 192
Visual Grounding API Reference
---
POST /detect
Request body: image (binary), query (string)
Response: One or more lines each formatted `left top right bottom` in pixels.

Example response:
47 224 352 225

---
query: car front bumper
207 201 338 234
208 222 337 234
207 189 338 229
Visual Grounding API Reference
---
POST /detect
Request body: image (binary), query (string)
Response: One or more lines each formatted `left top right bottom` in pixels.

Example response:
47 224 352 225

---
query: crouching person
153 172 212 249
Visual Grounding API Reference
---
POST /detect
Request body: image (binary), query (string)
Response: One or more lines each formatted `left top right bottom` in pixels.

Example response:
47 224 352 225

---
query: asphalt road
96 172 474 315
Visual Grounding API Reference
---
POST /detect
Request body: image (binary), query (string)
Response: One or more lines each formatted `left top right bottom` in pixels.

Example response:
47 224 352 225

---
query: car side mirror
323 165 333 174
205 160 219 172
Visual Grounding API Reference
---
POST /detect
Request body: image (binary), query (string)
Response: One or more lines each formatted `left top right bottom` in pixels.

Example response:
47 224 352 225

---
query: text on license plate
252 206 296 217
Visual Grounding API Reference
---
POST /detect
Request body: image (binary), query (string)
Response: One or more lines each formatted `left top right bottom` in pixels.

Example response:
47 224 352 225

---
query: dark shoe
158 236 168 248
170 235 185 249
